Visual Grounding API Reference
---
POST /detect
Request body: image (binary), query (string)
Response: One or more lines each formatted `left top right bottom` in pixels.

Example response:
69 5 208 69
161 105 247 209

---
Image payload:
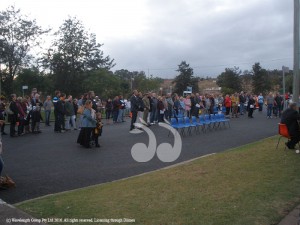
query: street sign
22 86 28 90
282 66 289 73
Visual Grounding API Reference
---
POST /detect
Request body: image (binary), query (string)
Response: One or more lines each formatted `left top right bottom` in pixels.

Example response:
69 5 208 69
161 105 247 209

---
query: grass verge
16 137 300 225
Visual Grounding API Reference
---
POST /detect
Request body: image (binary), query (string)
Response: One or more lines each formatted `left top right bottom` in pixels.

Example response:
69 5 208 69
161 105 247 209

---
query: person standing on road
157 96 165 122
55 93 66 133
77 100 97 148
43 96 53 126
231 93 239 118
130 90 139 131
8 94 19 137
184 95 191 118
142 93 150 126
117 95 126 123
224 94 231 117
239 92 246 116
166 93 174 120
53 90 61 132
150 93 158 124
274 93 284 118
65 95 76 131
258 93 264 112
105 98 113 125
0 98 7 135
266 92 274 119
112 96 120 124
247 95 255 118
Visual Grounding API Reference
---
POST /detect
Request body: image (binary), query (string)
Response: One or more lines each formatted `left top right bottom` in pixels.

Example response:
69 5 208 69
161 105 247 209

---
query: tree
173 61 199 95
83 69 121 99
43 17 115 96
14 67 54 97
0 6 49 94
252 62 271 95
217 67 242 95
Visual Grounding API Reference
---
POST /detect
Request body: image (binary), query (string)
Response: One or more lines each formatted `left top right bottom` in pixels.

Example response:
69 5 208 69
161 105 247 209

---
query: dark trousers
225 107 230 116
288 136 300 149
54 112 59 131
130 111 138 130
258 103 263 111
150 109 157 123
0 155 3 176
18 119 25 135
0 155 4 176
77 127 93 148
106 110 112 119
113 110 119 122
193 107 200 118
10 122 16 136
159 113 164 122
0 113 5 133
45 110 51 125
248 108 254 117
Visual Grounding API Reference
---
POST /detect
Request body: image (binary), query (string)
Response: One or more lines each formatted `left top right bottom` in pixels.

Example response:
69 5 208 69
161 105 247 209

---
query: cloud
1 0 294 78
108 0 293 77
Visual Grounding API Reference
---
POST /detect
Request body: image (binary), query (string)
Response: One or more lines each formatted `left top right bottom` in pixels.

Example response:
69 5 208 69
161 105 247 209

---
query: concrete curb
17 153 216 205
278 204 300 225
0 199 47 225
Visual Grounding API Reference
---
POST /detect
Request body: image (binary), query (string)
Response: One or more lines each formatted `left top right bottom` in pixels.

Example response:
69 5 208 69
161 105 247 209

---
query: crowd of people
127 90 291 131
0 89 292 138
0 87 297 189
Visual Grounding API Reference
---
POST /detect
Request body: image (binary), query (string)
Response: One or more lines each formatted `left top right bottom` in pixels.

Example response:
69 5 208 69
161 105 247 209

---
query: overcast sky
1 0 294 78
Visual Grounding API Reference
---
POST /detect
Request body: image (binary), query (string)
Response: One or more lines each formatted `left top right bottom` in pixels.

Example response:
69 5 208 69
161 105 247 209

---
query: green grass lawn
17 137 300 225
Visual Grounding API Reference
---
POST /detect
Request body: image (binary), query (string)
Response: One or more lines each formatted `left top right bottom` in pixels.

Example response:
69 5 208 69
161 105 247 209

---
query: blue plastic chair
219 113 231 128
210 114 221 128
178 117 189 136
199 115 210 130
184 117 196 135
213 106 219 114
191 116 204 133
205 114 216 129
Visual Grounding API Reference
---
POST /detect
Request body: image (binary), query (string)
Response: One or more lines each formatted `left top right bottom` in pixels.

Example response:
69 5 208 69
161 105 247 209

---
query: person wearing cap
281 102 300 149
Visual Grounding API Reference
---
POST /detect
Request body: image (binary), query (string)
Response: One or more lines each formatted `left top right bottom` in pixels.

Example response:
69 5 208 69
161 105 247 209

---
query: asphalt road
0 110 278 204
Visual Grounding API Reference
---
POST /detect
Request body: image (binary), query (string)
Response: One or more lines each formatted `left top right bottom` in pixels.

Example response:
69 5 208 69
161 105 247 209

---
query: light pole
293 0 300 104
282 66 289 108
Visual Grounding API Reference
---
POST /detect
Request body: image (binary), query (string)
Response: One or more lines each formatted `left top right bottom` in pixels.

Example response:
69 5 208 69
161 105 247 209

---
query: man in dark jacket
53 90 61 132
55 93 66 133
281 103 300 149
8 94 19 137
130 90 139 131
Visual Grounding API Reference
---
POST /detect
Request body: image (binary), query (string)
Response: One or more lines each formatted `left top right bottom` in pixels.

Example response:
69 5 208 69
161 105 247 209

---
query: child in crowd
31 105 43 133
93 112 103 148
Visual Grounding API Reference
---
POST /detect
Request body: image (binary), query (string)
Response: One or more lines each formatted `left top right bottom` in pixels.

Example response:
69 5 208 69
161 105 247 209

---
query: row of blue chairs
170 114 230 136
